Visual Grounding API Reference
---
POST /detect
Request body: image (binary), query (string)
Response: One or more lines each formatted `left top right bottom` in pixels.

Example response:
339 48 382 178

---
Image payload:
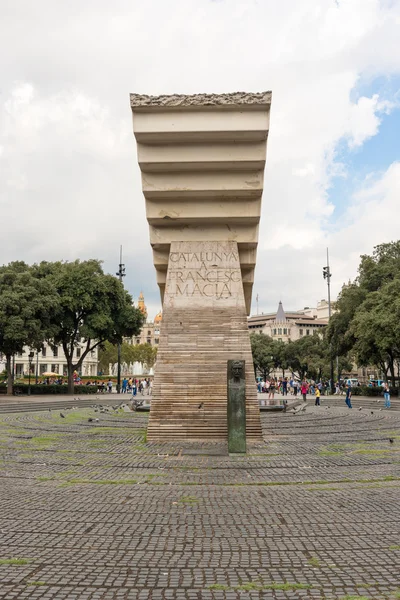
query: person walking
122 378 128 394
282 377 288 396
268 379 276 400
384 382 391 408
315 386 321 406
107 378 113 394
300 380 308 402
293 380 298 397
345 385 352 408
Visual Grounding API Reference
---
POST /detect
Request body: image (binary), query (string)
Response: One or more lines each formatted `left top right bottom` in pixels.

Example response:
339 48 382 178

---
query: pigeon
198 403 204 409
359 407 362 411
60 412 65 418
88 418 93 422
371 411 374 415
95 418 99 423
48 408 51 413
389 438 394 444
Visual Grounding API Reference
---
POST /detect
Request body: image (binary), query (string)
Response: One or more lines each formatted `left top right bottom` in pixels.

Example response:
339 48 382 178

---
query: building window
299 329 303 336
16 364 24 376
40 364 48 374
306 329 310 336
136 338 140 344
147 330 151 336
51 364 59 374
76 348 81 358
283 328 287 335
53 347 58 357
42 347 46 357
155 339 159 344
147 338 152 344
278 328 282 335
90 350 95 357
273 329 277 335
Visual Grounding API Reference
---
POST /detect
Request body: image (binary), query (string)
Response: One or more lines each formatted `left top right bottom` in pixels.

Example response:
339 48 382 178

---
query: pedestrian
268 379 276 399
122 377 128 393
383 382 391 409
293 380 298 396
345 385 352 409
107 379 113 394
315 386 321 406
282 377 288 396
300 380 308 402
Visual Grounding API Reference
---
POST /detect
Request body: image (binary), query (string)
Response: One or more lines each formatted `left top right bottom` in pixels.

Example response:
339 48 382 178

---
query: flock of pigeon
54 399 134 422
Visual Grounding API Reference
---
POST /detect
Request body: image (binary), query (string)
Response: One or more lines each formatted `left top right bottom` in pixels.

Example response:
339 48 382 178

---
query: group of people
121 377 152 396
257 378 330 400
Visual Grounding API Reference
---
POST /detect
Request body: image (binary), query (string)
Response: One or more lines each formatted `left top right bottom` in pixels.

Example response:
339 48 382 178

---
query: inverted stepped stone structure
130 91 271 441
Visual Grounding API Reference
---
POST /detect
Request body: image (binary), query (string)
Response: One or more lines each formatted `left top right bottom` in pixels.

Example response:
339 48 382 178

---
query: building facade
248 301 329 341
3 342 99 379
129 292 162 347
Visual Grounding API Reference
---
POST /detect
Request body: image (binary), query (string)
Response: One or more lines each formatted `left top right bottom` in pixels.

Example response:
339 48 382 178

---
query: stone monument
227 360 246 453
130 91 271 441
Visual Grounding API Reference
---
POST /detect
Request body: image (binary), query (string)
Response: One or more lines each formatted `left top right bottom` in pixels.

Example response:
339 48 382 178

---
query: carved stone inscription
167 250 241 299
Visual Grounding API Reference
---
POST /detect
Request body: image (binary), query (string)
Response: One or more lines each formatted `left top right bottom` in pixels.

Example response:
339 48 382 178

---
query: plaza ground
0 401 399 599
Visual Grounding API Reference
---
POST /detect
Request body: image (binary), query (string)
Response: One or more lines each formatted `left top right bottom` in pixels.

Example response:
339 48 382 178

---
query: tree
327 241 400 383
285 335 328 381
351 280 400 383
37 260 145 393
250 333 275 381
0 262 57 394
98 341 118 374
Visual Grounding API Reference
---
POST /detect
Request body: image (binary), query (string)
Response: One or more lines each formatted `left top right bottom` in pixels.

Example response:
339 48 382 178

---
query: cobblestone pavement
0 404 399 599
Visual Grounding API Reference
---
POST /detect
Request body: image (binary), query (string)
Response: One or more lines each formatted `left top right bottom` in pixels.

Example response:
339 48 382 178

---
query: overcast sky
1 0 399 319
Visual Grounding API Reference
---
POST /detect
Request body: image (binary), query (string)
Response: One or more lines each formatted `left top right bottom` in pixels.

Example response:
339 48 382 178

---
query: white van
345 378 359 387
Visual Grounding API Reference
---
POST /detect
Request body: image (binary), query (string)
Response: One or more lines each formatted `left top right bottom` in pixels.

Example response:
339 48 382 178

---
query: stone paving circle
0 396 399 599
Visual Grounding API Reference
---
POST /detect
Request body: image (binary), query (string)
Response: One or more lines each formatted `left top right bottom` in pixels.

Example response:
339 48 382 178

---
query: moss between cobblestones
389 545 400 550
308 556 322 567
208 582 313 591
0 558 30 565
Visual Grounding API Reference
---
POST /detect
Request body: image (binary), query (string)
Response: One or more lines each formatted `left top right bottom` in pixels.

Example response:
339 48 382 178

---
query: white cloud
0 0 399 319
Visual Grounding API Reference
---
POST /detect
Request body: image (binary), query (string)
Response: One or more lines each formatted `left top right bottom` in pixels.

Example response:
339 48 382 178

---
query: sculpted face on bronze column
232 360 244 382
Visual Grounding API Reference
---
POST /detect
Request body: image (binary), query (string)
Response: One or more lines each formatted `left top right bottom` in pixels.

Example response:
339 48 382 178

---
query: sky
0 0 399 319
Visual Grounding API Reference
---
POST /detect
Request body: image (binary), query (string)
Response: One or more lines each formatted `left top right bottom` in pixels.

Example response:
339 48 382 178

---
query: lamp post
323 248 334 394
116 245 126 394
28 351 35 396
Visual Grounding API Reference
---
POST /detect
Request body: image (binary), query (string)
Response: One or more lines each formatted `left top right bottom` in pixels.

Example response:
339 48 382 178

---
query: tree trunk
389 359 396 386
67 362 75 395
6 354 13 396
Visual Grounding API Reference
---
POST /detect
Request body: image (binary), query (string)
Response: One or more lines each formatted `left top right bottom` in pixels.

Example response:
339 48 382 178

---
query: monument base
148 241 262 441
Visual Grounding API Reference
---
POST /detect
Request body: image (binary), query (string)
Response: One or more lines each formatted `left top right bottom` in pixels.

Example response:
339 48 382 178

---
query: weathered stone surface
227 360 246 453
130 89 271 315
130 91 271 109
148 241 261 441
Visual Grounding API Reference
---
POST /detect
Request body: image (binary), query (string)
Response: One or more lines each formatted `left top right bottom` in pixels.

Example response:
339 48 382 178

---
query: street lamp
115 245 126 394
323 248 334 394
28 351 35 396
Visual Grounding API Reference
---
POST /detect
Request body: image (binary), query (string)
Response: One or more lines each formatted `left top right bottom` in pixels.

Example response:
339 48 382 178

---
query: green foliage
250 333 275 379
34 260 145 392
0 262 58 394
98 341 157 374
327 241 400 382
